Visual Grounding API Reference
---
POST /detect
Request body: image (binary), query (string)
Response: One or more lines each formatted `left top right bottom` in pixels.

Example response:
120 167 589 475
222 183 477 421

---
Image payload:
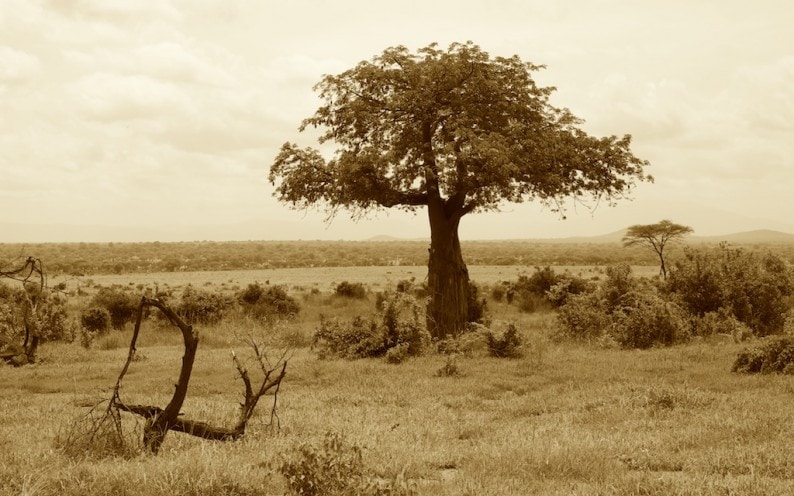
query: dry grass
2 275 793 495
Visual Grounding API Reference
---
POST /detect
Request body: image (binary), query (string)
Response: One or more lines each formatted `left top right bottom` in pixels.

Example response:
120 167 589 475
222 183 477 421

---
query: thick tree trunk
426 200 470 340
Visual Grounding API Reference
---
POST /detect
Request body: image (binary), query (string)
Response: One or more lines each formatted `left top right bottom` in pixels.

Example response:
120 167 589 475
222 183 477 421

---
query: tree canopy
270 42 652 338
623 220 693 278
270 42 651 220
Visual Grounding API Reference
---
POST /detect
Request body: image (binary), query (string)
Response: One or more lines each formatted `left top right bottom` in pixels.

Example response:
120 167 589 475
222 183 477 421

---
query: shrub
80 307 111 334
690 309 752 340
0 284 75 343
490 283 506 302
385 342 410 364
279 432 414 496
239 283 265 305
176 285 232 324
91 287 138 330
485 323 523 358
506 267 590 311
313 292 429 360
556 264 690 348
436 354 462 377
239 283 300 321
667 246 794 336
556 291 609 341
732 336 794 374
609 290 689 349
334 281 367 299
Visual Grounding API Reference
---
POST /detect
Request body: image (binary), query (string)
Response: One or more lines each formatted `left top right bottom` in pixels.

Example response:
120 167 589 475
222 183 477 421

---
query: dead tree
0 257 46 366
110 296 287 454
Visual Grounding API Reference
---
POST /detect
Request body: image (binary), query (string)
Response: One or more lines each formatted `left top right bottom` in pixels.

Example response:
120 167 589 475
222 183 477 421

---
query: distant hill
690 229 794 244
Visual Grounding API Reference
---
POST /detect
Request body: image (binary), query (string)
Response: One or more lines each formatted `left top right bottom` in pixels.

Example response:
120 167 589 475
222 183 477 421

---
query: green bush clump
279 432 414 496
176 285 233 324
556 264 689 349
313 292 429 360
91 287 138 330
506 266 590 312
0 284 75 343
334 281 368 299
732 336 794 374
690 309 752 340
80 307 111 334
485 323 523 358
667 246 794 336
238 283 300 321
609 290 688 349
555 291 610 342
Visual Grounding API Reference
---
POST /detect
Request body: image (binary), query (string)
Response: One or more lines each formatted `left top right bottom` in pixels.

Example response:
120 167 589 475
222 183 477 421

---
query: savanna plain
1 241 794 496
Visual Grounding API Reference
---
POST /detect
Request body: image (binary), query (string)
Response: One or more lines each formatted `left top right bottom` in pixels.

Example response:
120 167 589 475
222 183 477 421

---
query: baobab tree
270 42 651 339
622 219 693 278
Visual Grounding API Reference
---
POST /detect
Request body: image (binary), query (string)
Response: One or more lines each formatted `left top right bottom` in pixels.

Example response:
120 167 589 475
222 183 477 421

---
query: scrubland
2 282 794 495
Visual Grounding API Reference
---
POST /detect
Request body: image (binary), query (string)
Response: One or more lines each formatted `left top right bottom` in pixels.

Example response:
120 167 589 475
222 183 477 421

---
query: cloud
71 72 195 121
0 46 41 83
45 0 181 24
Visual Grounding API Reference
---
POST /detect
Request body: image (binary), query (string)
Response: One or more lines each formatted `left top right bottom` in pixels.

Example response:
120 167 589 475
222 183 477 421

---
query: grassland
2 268 794 495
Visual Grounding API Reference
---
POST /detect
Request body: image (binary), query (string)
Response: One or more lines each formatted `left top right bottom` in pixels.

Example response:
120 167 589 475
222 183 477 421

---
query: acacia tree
270 42 651 339
622 219 693 278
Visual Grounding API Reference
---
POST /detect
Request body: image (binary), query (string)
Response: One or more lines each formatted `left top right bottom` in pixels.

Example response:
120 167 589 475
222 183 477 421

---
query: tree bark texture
426 199 470 340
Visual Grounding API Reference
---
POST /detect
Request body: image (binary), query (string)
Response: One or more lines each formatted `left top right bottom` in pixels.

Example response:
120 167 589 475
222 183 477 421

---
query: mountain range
2 221 794 245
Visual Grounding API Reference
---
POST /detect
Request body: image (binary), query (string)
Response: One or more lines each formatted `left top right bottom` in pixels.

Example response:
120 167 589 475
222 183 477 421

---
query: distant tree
270 42 651 339
622 220 693 278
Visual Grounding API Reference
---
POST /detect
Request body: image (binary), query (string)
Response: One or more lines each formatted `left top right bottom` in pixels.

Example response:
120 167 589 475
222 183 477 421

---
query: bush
91 287 138 330
690 309 752 340
334 281 367 299
33 293 76 343
0 284 75 343
176 285 232 324
506 267 590 311
313 292 429 360
732 336 794 374
667 246 794 336
81 307 111 334
279 432 414 496
556 291 609 341
238 283 300 321
485 323 523 358
556 264 690 348
609 290 689 349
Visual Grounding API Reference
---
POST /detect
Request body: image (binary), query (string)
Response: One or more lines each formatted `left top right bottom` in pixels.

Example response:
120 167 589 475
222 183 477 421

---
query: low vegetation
2 244 794 494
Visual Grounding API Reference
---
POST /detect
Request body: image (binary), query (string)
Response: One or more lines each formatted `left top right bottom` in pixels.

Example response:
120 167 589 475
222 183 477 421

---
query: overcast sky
1 0 792 242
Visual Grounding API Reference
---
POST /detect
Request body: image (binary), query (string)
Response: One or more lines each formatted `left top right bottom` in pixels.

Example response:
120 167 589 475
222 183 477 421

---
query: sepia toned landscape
3 235 794 495
3 1 794 495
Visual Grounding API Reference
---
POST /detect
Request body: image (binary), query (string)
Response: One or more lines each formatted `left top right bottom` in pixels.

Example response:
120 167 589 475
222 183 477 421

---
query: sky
1 0 793 242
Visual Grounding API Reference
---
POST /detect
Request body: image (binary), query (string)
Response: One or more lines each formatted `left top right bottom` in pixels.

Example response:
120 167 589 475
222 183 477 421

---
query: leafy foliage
175 285 233 325
270 41 649 339
485 323 523 358
667 246 793 336
0 283 75 343
622 219 693 277
90 287 138 330
80 307 111 334
270 42 649 217
238 283 300 321
313 292 429 360
334 281 367 299
556 264 689 348
732 336 794 374
279 432 414 496
507 267 591 311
